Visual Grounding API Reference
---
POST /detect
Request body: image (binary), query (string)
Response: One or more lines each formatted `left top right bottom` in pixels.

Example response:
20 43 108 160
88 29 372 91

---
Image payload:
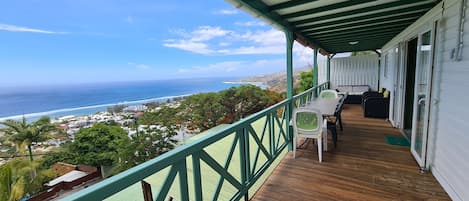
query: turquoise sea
0 77 243 122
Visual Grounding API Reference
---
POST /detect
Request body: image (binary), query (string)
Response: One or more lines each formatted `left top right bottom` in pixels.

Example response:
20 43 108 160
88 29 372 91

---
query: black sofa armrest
363 97 389 118
363 91 381 97
362 92 383 107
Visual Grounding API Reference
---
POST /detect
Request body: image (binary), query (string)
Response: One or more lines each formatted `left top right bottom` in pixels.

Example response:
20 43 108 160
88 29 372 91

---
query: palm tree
0 158 54 201
1 116 56 162
0 159 32 201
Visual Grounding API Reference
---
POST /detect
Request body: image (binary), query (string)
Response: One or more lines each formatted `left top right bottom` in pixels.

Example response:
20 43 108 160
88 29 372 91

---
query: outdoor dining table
304 97 341 116
298 97 342 151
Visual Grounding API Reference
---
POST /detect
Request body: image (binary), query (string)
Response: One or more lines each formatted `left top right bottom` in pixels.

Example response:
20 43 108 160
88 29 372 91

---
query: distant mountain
237 66 311 93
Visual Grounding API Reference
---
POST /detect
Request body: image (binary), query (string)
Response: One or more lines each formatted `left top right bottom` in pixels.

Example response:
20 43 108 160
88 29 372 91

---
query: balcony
60 0 465 200
251 104 449 201
62 84 449 201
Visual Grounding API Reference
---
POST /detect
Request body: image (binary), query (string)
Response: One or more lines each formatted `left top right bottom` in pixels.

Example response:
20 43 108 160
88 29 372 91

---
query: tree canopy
180 85 281 131
116 126 177 172
0 158 57 201
42 123 130 167
182 92 226 131
1 116 56 162
298 71 313 93
138 106 182 126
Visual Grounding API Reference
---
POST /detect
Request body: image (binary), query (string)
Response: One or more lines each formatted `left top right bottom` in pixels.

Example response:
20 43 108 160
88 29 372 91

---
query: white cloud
218 42 231 47
213 9 238 15
163 24 321 58
175 48 321 76
163 26 231 55
234 29 285 45
190 26 231 42
0 23 66 34
177 59 286 75
164 26 290 55
222 45 284 55
163 40 213 55
128 62 151 70
177 61 242 74
234 21 266 27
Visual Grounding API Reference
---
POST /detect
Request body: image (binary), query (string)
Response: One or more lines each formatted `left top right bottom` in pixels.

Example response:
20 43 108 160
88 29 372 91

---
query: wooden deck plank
251 104 450 201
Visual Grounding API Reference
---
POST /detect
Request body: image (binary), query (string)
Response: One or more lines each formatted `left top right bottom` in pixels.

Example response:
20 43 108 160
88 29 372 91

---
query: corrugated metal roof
226 0 440 54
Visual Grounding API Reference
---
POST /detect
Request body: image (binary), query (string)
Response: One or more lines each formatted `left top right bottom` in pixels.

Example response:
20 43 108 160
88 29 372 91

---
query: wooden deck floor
252 104 450 201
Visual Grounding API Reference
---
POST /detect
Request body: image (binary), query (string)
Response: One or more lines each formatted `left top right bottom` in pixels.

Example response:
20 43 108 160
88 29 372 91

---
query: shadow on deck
252 104 450 201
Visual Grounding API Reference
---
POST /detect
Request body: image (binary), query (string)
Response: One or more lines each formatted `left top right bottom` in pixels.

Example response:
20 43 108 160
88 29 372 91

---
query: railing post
178 160 189 201
192 152 202 201
313 48 319 97
238 128 249 201
285 30 294 151
327 55 331 89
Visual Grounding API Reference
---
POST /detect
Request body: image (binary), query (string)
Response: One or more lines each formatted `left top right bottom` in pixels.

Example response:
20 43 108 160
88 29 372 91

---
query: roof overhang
225 0 440 55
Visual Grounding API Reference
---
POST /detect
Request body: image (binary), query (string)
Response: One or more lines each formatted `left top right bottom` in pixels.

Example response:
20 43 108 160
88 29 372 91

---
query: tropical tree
220 85 275 121
42 123 130 168
138 106 183 126
0 158 56 201
182 93 226 131
69 123 130 167
116 126 177 172
298 71 313 93
106 104 127 114
1 116 56 162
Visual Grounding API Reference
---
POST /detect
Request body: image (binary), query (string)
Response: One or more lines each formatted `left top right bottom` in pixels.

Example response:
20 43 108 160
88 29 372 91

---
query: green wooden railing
64 82 329 201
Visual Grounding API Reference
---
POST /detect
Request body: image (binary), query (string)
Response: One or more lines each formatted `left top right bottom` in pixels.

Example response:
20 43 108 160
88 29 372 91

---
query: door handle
418 98 426 105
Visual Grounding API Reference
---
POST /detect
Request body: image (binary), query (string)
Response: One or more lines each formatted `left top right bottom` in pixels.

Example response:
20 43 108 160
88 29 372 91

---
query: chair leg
338 115 343 131
318 137 322 163
330 126 337 148
293 136 296 158
323 130 328 152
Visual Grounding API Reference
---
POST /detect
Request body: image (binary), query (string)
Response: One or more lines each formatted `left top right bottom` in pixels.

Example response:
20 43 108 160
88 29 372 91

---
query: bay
0 77 242 121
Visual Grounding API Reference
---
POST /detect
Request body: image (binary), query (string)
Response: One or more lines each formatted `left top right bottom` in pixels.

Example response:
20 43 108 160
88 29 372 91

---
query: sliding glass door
411 29 435 169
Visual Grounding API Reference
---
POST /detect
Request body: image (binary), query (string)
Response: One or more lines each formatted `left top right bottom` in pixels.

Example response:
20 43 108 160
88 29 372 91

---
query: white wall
432 1 469 200
318 60 327 85
329 55 380 90
381 0 469 200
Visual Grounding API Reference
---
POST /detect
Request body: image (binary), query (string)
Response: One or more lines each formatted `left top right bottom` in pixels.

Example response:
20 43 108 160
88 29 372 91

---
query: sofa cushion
383 90 390 98
336 86 353 92
352 85 369 93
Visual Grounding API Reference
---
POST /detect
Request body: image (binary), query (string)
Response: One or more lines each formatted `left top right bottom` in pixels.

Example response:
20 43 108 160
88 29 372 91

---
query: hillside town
0 99 194 166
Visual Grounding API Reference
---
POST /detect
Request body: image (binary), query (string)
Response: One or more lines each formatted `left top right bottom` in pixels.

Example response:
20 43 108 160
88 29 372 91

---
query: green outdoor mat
385 135 410 147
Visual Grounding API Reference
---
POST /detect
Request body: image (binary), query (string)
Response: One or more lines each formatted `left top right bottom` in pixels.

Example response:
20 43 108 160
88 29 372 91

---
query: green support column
326 55 331 89
313 48 319 96
285 31 294 151
286 32 294 99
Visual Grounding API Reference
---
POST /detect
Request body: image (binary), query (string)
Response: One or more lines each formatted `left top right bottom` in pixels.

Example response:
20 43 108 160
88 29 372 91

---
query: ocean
0 77 243 122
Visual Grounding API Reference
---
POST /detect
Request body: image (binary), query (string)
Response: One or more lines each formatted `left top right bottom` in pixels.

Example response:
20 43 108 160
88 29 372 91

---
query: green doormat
385 135 410 147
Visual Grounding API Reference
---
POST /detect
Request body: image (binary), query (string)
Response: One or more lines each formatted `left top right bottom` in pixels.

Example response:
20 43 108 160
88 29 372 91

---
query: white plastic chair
319 90 339 99
292 107 328 162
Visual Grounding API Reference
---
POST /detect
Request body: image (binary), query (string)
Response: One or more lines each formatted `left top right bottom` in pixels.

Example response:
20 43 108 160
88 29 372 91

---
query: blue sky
0 0 323 87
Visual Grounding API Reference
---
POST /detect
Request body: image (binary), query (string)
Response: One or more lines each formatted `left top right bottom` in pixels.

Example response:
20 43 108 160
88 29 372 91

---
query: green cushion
383 90 390 98
296 112 318 130
320 92 336 99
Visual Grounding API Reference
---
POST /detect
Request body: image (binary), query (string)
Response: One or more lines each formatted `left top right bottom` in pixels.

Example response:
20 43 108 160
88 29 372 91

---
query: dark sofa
336 85 370 104
362 91 390 118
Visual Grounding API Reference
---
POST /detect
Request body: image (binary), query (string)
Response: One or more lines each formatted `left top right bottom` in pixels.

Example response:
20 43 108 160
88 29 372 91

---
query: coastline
0 93 192 122
0 78 266 123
